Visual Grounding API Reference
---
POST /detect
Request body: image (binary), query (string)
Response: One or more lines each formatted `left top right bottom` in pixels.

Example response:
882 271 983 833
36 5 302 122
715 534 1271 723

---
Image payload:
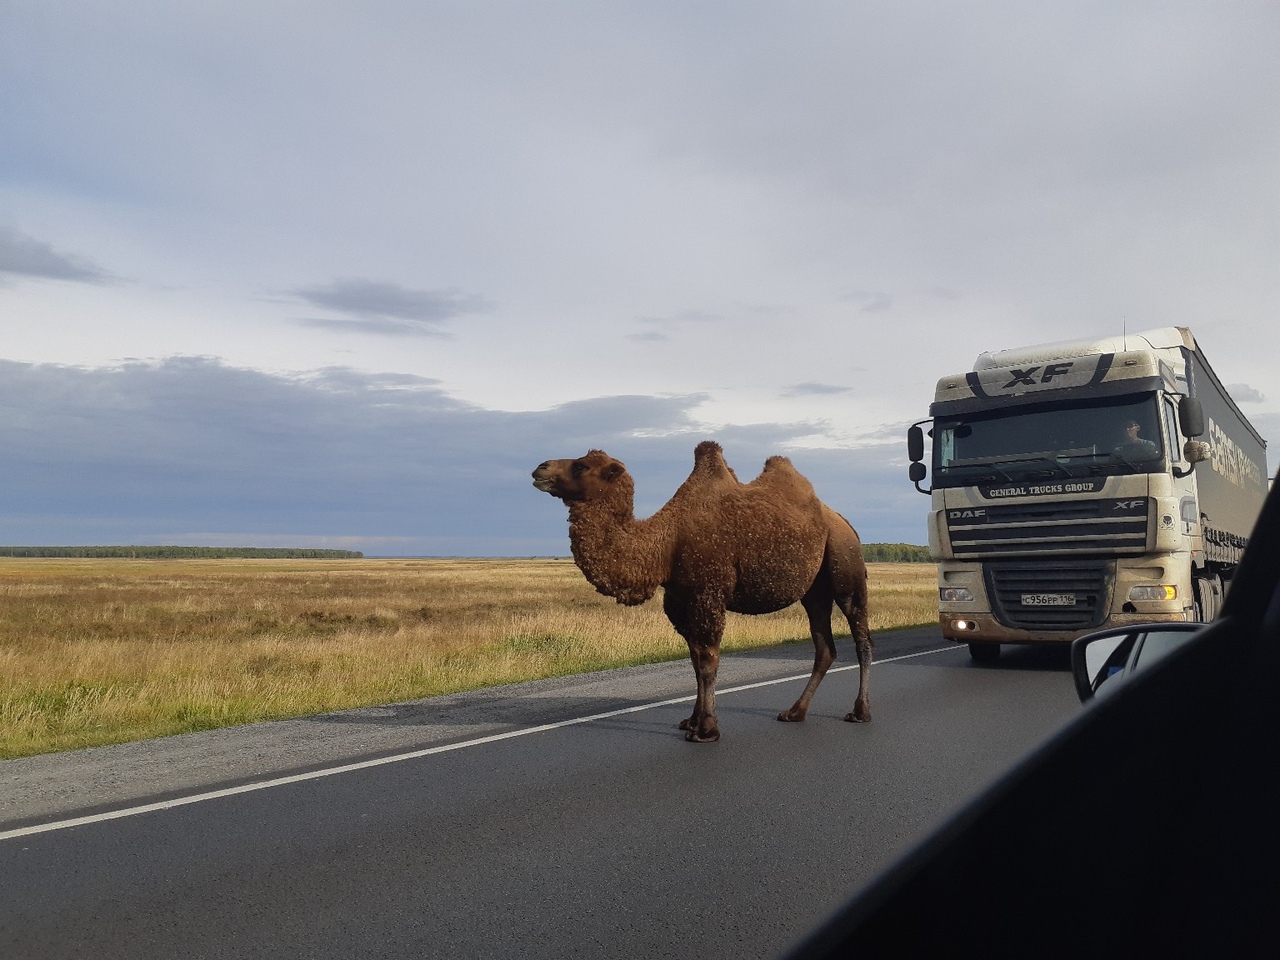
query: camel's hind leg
820 509 872 723
837 569 872 723
777 586 838 723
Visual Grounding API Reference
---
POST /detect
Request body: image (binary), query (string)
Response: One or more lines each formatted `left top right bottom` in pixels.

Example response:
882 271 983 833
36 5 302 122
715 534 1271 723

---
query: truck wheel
1193 576 1223 622
968 642 1001 663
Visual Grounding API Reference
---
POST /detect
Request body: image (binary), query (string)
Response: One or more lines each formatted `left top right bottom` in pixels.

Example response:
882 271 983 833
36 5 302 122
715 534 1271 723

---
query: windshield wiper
987 455 1074 480
939 462 1015 483
1090 451 1152 472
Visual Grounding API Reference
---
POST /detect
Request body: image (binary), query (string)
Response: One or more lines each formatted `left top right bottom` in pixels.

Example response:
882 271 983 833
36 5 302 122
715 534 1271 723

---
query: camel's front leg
681 640 721 742
668 590 724 742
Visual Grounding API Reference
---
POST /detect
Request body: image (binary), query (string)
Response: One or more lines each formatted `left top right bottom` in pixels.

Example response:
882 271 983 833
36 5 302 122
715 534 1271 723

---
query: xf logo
1003 362 1074 389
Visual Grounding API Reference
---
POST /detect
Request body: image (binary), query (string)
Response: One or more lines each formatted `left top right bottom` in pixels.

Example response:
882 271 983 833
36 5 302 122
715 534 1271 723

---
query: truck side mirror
907 423 931 494
1179 396 1205 437
907 425 925 462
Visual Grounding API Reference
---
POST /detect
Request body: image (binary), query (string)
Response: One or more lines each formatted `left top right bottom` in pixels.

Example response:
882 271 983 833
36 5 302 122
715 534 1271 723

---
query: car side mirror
1070 623 1204 702
1071 630 1137 702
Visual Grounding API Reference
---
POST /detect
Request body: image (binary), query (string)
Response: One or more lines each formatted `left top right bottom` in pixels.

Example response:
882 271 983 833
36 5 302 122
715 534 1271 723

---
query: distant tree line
0 546 364 559
862 542 932 563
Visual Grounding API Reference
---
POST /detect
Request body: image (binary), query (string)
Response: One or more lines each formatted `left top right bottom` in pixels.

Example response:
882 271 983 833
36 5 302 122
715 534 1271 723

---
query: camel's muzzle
532 463 558 493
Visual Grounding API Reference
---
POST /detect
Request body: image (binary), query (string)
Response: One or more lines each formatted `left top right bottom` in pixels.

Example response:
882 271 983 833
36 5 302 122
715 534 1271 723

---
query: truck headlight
940 587 975 602
1129 585 1177 601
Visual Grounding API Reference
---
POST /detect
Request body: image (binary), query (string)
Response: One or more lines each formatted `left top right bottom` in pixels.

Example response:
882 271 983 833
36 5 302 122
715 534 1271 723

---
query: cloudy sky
2 1 1277 555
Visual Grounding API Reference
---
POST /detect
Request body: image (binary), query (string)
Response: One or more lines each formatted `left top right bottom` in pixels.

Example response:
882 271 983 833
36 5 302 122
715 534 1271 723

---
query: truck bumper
939 611 1193 645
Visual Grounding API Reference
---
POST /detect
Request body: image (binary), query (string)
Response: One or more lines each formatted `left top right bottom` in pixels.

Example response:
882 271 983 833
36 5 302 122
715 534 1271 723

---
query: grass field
0 558 936 759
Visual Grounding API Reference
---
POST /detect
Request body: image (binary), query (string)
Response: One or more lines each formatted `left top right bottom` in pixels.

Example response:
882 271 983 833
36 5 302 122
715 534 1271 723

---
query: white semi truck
906 327 1269 662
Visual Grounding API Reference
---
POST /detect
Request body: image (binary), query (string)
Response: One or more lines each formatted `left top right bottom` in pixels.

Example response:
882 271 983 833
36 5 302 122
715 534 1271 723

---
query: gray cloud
632 310 723 329
626 330 670 343
291 279 494 336
297 317 455 338
1248 413 1280 480
1227 383 1266 404
784 382 853 398
0 226 111 283
626 310 726 344
0 357 925 554
841 291 894 313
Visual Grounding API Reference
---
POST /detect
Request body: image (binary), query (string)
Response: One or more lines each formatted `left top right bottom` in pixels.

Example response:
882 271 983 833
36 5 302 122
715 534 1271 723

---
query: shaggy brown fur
532 440 871 742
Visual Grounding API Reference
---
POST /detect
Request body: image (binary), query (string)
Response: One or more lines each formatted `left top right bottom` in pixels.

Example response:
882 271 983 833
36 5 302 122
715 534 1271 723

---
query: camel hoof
684 729 720 743
776 709 807 723
842 711 871 723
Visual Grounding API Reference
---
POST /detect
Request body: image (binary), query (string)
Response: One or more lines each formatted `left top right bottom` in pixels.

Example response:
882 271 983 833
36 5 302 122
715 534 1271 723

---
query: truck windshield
933 394 1165 487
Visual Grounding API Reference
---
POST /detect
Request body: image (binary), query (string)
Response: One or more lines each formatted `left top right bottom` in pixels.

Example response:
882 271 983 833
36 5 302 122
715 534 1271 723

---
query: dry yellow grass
0 558 936 759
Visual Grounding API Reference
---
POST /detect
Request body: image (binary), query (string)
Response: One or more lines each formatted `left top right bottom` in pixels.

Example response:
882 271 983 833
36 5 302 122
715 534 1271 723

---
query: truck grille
984 560 1114 631
947 498 1150 558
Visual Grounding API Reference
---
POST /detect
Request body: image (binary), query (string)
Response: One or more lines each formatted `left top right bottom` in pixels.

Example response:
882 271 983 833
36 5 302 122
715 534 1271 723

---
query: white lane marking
1 646 954 841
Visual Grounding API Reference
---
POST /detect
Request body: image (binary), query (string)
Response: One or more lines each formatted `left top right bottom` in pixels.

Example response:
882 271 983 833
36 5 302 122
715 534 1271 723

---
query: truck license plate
1022 593 1076 606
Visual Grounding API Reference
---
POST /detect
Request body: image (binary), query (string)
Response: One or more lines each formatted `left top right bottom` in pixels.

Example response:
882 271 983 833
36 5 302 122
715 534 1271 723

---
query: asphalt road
1 628 1081 959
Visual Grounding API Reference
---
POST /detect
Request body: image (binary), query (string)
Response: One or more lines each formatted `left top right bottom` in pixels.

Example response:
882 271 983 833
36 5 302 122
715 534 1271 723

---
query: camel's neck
566 498 672 606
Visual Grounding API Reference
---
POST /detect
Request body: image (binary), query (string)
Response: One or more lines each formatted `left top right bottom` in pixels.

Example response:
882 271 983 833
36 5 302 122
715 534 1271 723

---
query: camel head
532 450 632 504
534 451 653 606
529 450 629 504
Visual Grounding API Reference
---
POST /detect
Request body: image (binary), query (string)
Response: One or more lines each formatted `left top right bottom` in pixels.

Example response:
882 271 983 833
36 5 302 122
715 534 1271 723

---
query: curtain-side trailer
906 326 1268 662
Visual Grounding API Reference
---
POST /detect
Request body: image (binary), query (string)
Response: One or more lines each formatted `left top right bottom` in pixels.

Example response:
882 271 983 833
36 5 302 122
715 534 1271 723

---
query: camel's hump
762 454 798 473
749 454 818 497
684 440 739 485
693 440 729 472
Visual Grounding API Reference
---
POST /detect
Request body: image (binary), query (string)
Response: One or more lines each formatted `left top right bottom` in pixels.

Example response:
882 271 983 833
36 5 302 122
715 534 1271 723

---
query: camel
531 440 871 742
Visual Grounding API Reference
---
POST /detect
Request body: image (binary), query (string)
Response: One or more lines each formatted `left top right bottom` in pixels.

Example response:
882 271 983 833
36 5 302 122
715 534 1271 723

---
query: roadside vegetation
0 558 935 759
0 546 364 559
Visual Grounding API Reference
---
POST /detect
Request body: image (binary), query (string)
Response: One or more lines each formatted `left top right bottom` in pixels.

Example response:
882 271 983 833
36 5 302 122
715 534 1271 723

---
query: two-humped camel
532 440 871 742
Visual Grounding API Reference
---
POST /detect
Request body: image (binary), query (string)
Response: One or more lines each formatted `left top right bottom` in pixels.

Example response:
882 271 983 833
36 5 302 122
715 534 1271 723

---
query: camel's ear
601 461 625 483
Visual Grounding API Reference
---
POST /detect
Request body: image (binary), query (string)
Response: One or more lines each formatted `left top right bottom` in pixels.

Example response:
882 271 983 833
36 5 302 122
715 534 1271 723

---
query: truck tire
968 642 1001 663
1193 575 1223 622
